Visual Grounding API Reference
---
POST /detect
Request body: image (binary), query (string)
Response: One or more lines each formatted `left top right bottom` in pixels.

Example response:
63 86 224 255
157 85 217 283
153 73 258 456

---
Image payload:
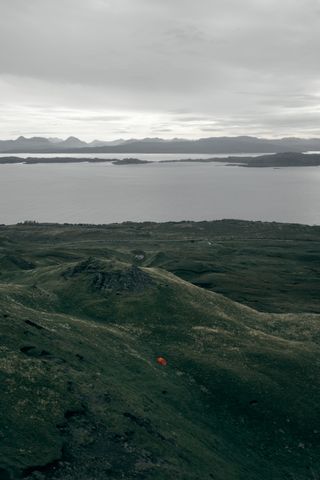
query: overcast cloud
1 0 320 140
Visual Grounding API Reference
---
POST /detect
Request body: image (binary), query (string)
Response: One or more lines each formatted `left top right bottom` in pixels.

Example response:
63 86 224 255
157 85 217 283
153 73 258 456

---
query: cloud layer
1 0 320 139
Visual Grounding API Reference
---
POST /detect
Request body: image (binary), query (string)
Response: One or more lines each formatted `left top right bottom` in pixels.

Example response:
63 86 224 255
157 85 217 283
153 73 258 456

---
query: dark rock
92 265 153 292
20 346 35 354
25 320 44 330
63 258 154 293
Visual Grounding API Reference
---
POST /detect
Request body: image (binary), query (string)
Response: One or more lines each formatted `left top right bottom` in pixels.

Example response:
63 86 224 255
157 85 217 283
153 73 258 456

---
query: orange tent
156 356 167 366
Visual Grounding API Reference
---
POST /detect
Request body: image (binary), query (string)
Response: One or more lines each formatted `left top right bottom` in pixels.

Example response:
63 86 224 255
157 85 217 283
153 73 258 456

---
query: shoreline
0 152 320 168
0 152 320 167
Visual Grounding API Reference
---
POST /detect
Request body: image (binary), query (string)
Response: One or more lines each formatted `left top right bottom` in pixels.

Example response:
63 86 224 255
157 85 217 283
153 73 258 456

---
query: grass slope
0 221 319 479
1 220 319 313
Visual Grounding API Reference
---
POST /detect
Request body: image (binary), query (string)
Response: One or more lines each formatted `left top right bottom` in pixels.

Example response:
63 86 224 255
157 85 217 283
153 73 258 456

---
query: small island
1 152 320 167
163 152 320 167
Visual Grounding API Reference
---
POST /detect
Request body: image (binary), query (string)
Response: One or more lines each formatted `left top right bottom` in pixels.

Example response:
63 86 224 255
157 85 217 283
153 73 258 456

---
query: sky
1 0 320 141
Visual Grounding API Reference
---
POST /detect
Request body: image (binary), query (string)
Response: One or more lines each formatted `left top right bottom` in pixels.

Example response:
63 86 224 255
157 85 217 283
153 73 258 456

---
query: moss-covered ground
0 220 319 479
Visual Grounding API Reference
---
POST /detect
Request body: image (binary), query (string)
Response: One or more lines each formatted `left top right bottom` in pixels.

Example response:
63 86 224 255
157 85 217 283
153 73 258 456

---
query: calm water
0 157 319 225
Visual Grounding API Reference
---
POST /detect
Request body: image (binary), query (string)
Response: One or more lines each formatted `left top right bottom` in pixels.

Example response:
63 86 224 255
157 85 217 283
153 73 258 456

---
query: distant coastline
1 152 320 167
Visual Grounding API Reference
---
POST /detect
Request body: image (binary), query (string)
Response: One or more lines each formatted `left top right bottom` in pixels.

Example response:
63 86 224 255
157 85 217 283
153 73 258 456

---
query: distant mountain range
2 135 320 153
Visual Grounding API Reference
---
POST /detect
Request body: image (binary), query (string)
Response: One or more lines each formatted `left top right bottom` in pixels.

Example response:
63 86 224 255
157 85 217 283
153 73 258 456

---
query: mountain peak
66 136 81 141
59 136 87 147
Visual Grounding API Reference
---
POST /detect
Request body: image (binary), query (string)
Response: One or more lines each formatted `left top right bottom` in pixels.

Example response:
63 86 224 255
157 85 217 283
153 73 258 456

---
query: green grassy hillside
0 221 319 479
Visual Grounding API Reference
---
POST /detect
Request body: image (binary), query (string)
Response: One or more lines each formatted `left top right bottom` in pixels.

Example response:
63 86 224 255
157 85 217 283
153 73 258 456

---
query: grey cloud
173 115 212 122
67 115 130 122
0 0 320 139
152 128 173 133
